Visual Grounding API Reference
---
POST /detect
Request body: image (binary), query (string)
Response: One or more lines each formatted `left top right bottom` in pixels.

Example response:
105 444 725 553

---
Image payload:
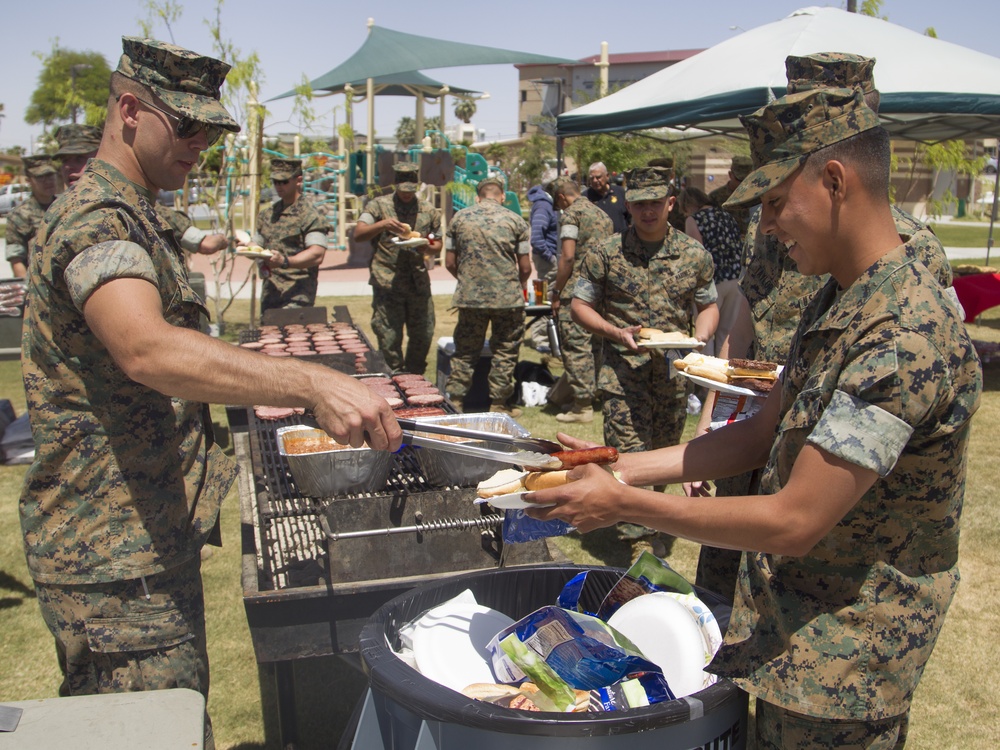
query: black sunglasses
273 178 290 186
119 94 225 147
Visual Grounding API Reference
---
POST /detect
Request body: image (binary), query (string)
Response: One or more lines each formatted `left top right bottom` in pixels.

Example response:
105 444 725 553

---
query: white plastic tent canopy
557 6 1000 144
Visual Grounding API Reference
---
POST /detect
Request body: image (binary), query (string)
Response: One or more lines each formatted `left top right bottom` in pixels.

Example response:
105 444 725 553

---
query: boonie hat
476 175 506 195
786 52 876 95
730 155 753 180
116 37 240 134
271 158 302 181
54 124 103 157
393 163 420 192
624 166 674 202
22 155 58 178
725 88 880 208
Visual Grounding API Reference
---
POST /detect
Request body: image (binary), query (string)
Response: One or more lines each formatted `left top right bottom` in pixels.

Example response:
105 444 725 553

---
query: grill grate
246 400 467 591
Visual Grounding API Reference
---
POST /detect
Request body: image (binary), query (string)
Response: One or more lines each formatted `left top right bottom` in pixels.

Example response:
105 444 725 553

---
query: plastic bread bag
501 509 574 543
488 605 674 708
557 552 694 620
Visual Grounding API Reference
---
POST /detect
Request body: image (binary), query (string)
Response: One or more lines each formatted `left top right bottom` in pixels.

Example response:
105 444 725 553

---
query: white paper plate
474 492 555 510
660 592 723 690
678 365 782 397
235 249 272 259
411 602 514 692
639 339 705 350
607 592 710 698
392 237 430 248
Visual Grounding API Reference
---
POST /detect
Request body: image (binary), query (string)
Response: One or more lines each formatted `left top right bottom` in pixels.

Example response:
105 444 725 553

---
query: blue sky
2 0 998 152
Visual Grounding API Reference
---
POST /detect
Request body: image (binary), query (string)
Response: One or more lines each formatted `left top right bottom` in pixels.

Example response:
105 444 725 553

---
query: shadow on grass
982 360 1000 392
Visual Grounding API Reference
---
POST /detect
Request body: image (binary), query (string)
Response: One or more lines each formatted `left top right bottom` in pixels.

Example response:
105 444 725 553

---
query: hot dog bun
476 469 528 498
523 469 571 491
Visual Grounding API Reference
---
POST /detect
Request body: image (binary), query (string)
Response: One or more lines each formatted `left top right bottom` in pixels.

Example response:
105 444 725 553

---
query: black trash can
355 565 748 749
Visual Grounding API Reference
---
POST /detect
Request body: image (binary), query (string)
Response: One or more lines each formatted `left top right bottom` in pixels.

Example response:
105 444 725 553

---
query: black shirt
585 184 631 234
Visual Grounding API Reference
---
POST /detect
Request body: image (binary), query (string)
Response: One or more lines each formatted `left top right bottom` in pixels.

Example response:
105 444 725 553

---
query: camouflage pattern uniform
708 154 753 237
705 88 982 741
555 191 614 405
19 39 240 735
5 155 59 269
255 193 330 312
697 61 958 606
574 222 716 454
446 182 530 405
360 171 441 374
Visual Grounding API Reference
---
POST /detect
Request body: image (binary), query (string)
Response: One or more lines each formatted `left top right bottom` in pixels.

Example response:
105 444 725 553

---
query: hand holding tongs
396 418 563 469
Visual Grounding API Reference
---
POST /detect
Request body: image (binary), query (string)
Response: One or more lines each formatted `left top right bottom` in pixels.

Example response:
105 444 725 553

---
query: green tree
137 0 183 42
395 116 441 147
453 98 477 124
508 132 553 193
25 45 111 128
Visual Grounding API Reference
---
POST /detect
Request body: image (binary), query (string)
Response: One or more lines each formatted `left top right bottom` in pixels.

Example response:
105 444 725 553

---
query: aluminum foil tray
409 412 530 487
276 425 392 497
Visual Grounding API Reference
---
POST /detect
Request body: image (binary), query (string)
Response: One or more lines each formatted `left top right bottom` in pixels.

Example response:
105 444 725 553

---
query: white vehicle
0 183 31 216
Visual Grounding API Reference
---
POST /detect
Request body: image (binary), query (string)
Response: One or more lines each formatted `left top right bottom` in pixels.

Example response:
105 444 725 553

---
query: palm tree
453 98 477 124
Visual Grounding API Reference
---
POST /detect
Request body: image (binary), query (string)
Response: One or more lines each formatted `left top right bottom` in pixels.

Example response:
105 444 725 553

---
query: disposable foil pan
276 425 392 497
410 413 530 487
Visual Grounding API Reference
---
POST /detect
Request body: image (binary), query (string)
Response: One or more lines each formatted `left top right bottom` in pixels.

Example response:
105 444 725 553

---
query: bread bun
523 469 571 491
673 352 728 373
399 223 412 234
637 327 663 340
476 468 528 498
407 231 422 239
685 363 730 383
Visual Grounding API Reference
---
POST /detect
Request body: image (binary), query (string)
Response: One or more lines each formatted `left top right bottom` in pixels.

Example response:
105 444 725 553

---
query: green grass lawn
929 221 1000 249
1 291 998 749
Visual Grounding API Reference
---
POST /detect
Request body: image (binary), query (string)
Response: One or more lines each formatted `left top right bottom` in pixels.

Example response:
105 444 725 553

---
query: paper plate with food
474 446 619 509
391 223 431 247
673 353 782 396
636 327 705 349
235 244 273 259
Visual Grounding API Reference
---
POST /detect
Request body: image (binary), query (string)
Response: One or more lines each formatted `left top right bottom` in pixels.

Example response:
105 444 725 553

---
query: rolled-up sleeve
809 389 912 476
65 240 158 312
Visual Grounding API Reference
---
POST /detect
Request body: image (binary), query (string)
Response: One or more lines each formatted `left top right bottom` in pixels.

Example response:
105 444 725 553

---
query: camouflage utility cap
786 52 876 95
476 175 506 195
271 158 302 181
116 37 240 134
731 154 753 180
647 157 674 168
726 88 880 208
625 166 674 202
23 155 58 178
54 124 103 157
394 162 420 191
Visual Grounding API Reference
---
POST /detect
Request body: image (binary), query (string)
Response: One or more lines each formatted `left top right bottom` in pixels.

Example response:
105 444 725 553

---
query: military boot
556 402 594 423
490 403 523 418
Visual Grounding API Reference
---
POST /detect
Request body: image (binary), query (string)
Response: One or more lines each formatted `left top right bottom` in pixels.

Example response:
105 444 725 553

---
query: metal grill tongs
396 418 562 470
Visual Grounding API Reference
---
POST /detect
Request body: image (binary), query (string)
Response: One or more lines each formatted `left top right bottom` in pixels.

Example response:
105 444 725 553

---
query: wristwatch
281 255 290 269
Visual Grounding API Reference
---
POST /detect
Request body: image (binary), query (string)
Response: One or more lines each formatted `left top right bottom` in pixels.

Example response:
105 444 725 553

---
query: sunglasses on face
273 178 290 186
119 94 225 147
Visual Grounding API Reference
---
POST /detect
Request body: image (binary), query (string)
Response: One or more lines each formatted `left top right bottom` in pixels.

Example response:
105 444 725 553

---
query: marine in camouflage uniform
5 155 60 277
705 88 982 745
54 123 103 188
696 52 960 606
707 154 753 237
254 157 330 312
573 167 718 456
355 163 442 374
19 38 241 745
549 178 614 415
445 176 531 408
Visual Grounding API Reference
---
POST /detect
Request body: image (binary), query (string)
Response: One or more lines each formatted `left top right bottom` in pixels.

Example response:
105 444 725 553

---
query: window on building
521 90 528 103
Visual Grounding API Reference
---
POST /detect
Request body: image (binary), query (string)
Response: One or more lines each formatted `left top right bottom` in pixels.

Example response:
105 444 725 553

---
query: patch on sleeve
808 389 912 477
65 240 158 312
573 277 600 304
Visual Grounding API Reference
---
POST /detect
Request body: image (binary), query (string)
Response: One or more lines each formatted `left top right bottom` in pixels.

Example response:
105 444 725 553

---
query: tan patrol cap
726 88 881 208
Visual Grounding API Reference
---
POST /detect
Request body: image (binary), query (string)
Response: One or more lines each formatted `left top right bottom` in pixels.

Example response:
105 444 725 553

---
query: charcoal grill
236 314 561 744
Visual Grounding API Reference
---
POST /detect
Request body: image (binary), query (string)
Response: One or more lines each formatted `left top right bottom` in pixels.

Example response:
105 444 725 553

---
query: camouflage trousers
755 699 909 750
261 272 318 312
371 287 435 374
557 301 597 404
602 354 686 542
34 555 214 749
695 470 758 605
447 307 525 405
